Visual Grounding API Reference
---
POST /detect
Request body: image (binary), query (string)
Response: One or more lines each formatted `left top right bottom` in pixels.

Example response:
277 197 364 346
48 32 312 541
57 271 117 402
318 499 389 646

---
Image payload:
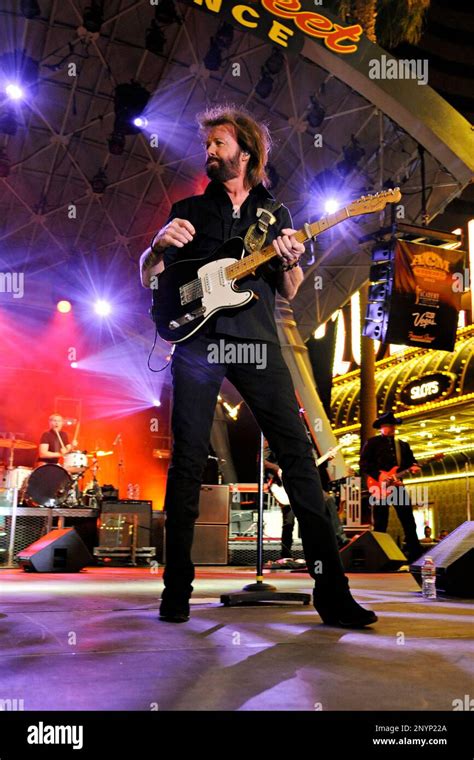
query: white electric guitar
151 189 401 343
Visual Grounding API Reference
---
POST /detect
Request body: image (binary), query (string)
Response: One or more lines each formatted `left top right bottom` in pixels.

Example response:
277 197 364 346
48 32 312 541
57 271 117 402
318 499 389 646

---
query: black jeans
162 333 347 604
372 491 423 562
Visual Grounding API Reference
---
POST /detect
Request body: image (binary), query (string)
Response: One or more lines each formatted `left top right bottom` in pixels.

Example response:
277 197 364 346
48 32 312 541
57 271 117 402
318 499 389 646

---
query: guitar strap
243 199 282 254
394 438 402 467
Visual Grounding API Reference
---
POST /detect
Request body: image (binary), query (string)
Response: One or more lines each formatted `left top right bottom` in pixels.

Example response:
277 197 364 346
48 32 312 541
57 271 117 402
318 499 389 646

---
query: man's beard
206 149 242 182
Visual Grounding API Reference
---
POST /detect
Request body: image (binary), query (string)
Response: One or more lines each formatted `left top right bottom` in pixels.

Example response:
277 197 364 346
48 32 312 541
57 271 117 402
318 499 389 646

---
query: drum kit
0 436 113 509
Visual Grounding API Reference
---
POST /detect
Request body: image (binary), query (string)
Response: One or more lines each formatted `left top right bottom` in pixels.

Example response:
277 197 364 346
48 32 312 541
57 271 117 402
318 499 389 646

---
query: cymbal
0 438 36 450
87 450 113 458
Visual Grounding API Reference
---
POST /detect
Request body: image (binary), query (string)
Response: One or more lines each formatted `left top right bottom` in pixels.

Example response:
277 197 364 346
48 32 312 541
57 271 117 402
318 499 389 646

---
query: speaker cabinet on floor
410 521 474 597
340 530 407 572
196 485 229 524
16 528 93 572
191 524 228 565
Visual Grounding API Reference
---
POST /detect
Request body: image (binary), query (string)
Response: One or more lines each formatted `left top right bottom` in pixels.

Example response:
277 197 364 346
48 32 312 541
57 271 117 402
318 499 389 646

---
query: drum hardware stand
87 456 103 508
115 434 125 498
220 432 311 608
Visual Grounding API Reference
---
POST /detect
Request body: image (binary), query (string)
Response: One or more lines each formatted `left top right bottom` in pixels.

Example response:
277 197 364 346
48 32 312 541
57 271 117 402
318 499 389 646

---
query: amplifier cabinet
196 485 230 525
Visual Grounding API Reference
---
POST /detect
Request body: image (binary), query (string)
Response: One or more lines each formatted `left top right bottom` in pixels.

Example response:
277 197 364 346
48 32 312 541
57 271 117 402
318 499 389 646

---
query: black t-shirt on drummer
38 430 69 463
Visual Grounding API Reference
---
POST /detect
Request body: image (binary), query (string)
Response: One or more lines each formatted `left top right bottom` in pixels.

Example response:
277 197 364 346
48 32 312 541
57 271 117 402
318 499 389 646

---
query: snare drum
23 464 72 507
63 450 88 474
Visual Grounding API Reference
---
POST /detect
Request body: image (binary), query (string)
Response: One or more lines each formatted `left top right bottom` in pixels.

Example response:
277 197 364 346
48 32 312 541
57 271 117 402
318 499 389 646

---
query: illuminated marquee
189 0 363 54
400 372 456 406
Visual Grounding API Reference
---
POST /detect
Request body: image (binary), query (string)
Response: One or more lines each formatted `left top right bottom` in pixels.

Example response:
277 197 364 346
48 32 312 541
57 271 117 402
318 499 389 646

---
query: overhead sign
400 372 456 406
379 240 464 352
182 0 363 55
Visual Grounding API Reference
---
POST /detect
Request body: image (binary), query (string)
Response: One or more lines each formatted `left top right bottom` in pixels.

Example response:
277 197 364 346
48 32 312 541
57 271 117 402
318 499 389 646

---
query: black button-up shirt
360 435 417 480
162 180 293 344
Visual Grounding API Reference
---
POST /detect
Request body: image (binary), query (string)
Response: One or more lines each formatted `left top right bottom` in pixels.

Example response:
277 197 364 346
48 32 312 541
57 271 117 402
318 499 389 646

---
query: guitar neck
396 456 434 480
316 442 343 467
224 207 350 282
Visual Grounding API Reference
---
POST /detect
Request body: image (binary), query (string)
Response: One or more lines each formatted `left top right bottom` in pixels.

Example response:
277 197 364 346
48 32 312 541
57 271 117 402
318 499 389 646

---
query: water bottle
133 483 140 499
127 482 133 499
421 556 437 599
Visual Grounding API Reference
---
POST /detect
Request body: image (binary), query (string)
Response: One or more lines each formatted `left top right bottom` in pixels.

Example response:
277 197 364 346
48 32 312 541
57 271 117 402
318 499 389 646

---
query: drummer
38 414 78 465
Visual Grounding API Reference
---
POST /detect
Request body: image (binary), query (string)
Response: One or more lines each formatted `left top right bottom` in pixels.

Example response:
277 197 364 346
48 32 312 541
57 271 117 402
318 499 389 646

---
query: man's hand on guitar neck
273 227 305 300
140 218 196 288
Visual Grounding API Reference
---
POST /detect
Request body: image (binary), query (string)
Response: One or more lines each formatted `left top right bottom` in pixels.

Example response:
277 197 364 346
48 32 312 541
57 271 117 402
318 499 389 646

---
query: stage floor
0 567 472 712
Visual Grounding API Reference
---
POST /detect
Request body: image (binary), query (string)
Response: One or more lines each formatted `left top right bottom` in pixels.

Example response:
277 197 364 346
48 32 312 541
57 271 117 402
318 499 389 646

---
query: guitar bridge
168 306 205 330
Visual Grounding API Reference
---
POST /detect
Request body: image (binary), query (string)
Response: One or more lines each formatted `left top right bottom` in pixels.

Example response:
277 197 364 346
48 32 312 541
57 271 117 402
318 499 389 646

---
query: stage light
57 300 72 314
5 83 24 101
324 199 339 214
204 22 234 71
94 299 111 317
0 148 10 177
113 81 151 135
145 20 166 56
83 1 104 33
214 22 234 49
108 130 125 155
204 39 223 71
154 0 181 25
264 48 284 75
20 0 41 18
133 116 148 128
90 168 107 194
70 361 78 369
307 95 325 128
337 135 365 176
152 399 161 407
255 71 274 99
310 168 342 198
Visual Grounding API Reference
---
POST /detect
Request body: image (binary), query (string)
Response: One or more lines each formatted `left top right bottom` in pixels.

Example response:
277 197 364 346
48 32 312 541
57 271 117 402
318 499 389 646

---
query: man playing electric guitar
140 105 377 628
360 411 423 562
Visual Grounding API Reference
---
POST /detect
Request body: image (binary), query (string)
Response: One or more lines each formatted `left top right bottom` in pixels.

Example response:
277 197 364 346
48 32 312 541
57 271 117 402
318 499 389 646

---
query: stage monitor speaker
340 530 407 572
191 525 228 565
16 528 93 572
410 521 474 597
196 485 229 524
101 500 152 548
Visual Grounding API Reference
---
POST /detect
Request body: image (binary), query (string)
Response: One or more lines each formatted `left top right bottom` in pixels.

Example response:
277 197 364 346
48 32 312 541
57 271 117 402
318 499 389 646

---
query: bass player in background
360 411 423 562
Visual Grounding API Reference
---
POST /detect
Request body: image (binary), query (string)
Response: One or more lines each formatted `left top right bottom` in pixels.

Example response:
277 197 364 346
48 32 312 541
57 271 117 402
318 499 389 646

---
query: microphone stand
220 432 310 608
115 435 125 499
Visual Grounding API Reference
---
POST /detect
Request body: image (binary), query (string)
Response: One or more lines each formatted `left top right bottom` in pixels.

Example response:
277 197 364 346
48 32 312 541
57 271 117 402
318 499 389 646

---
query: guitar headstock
340 433 357 447
347 188 401 216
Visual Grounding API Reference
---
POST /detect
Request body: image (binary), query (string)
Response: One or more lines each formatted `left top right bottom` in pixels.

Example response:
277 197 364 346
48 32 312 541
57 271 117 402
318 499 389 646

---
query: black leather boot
313 586 377 628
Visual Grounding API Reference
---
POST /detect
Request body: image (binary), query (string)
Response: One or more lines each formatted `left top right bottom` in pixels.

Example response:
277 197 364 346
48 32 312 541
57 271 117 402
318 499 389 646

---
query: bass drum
23 464 72 508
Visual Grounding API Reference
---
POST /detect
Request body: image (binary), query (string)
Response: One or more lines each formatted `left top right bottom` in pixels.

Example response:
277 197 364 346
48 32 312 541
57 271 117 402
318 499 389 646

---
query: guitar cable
147 326 176 372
